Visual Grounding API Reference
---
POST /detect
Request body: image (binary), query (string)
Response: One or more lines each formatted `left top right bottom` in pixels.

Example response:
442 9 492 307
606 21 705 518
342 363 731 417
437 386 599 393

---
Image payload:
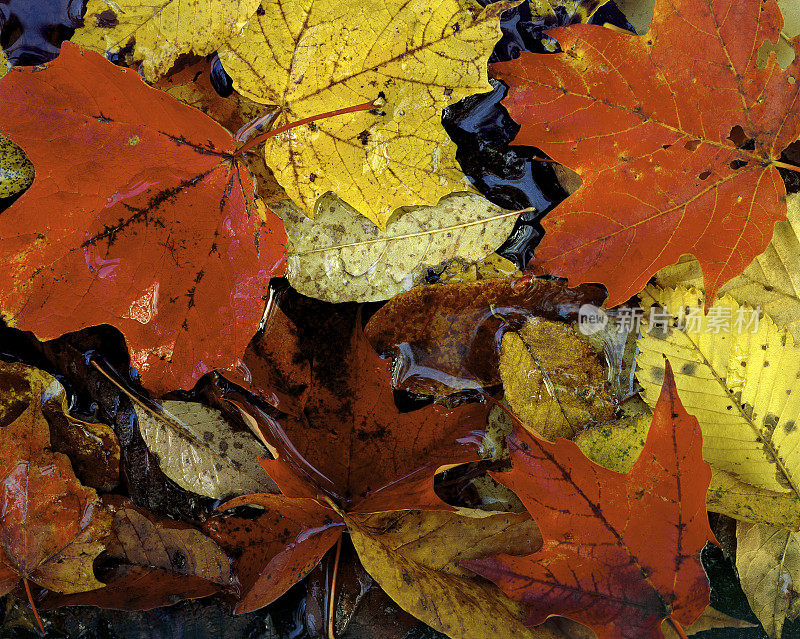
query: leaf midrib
292 209 522 255
672 324 800 503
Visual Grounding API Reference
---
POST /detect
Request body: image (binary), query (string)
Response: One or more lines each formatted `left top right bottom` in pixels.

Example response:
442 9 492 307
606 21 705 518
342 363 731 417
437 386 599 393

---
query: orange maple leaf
493 0 800 305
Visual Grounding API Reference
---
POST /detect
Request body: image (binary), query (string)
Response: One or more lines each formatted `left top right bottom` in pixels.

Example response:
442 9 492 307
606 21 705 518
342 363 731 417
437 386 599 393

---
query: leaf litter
2 0 800 636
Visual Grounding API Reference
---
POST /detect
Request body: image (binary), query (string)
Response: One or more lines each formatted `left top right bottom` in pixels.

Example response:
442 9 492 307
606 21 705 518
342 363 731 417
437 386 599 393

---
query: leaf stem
23 578 44 634
667 615 689 639
773 161 800 174
236 99 382 156
529 156 558 164
327 536 343 639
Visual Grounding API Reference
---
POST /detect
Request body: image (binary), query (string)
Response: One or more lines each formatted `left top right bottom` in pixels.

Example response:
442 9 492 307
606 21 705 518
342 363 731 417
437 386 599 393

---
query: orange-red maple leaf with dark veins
0 43 287 394
464 363 715 639
493 0 800 305
207 304 489 613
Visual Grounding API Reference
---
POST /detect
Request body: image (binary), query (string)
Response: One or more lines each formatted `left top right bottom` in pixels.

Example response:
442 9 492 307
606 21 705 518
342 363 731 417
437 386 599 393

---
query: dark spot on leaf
96 9 118 28
170 549 187 570
698 170 712 180
763 413 778 435
680 362 696 375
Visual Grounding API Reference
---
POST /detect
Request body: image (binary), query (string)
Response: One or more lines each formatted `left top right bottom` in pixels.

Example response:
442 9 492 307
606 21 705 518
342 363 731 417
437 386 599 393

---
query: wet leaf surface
365 275 605 396
218 0 513 227
134 399 278 500
0 395 111 596
502 0 800 305
0 0 791 635
0 43 287 395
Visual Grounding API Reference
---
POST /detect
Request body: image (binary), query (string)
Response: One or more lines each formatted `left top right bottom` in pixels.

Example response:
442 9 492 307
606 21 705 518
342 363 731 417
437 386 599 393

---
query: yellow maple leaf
73 0 261 80
219 0 513 228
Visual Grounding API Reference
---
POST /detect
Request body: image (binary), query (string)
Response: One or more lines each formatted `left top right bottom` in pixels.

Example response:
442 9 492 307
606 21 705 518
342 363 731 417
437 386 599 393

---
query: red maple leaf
207 304 489 613
464 363 715 638
0 43 287 394
492 0 800 305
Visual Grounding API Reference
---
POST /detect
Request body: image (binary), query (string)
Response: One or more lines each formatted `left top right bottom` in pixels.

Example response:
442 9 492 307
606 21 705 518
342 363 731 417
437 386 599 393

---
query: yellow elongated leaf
707 471 800 531
0 48 7 79
681 607 757 635
636 286 800 528
655 194 800 343
348 509 556 639
545 608 755 639
499 317 614 440
737 521 800 638
220 0 513 228
273 192 520 302
575 413 800 529
0 136 33 200
74 0 261 80
134 400 278 500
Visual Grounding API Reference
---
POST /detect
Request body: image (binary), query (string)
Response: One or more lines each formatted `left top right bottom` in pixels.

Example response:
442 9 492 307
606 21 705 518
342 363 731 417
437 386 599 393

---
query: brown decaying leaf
42 495 232 611
206 300 492 615
0 359 120 492
0 401 111 596
204 496 345 614
365 275 606 396
226 303 489 513
40 564 221 612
